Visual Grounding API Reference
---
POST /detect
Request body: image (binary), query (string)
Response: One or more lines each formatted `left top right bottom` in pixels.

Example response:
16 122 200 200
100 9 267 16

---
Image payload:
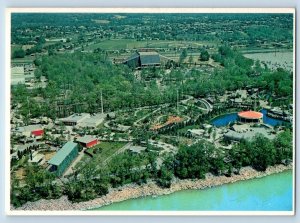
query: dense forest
11 46 293 121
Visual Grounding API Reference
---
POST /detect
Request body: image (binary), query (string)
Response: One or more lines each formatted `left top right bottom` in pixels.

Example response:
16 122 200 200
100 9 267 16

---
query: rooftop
29 153 45 163
17 125 43 133
188 129 205 136
48 141 78 166
139 52 160 65
77 113 106 128
138 51 159 56
238 111 263 120
124 50 161 67
60 113 90 123
11 66 25 75
11 66 25 85
129 146 146 153
76 135 97 144
225 127 275 141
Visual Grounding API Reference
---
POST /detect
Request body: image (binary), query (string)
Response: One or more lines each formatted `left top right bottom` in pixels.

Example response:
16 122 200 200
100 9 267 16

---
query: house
187 129 205 137
48 141 79 176
76 135 98 148
16 125 44 138
11 66 25 85
77 113 106 128
59 113 90 126
31 129 44 137
28 151 46 165
129 146 146 154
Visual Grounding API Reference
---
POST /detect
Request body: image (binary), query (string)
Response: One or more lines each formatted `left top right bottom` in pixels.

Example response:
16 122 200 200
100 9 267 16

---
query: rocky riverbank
11 164 293 211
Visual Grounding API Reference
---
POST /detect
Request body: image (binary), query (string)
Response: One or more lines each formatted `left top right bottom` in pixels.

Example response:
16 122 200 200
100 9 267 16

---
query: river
92 170 292 211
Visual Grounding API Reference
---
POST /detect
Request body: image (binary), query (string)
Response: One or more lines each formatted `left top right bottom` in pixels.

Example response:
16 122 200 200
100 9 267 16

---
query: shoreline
11 164 292 211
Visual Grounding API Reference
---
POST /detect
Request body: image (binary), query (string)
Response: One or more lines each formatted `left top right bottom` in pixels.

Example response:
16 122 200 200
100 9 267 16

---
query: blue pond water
211 109 287 127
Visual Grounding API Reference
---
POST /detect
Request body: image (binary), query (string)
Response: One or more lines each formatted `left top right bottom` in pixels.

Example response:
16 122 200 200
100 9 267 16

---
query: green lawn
134 108 152 120
87 141 127 163
86 39 218 51
11 57 35 64
86 39 146 50
177 124 200 134
75 141 127 169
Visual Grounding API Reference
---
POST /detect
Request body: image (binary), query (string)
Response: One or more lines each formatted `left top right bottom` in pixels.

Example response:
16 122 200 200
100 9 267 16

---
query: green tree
249 135 276 171
12 48 25 58
199 49 209 61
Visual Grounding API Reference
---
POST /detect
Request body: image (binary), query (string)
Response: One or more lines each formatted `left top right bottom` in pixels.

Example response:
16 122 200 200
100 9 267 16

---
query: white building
11 66 25 85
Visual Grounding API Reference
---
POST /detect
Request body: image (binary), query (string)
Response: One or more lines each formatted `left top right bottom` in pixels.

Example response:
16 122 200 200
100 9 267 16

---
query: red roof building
76 135 98 148
31 129 44 137
238 111 263 122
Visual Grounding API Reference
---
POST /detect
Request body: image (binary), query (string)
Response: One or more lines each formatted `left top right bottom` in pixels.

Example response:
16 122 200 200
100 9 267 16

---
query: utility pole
27 96 30 118
177 89 179 113
101 90 104 114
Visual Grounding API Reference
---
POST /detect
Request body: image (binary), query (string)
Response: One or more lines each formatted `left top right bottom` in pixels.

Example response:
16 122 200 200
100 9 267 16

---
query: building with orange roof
238 110 263 123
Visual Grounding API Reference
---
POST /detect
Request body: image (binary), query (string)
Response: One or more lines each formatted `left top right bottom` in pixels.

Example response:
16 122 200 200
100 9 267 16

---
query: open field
41 151 56 161
85 39 218 51
176 124 200 134
76 142 126 167
91 141 127 163
11 57 35 64
15 167 26 180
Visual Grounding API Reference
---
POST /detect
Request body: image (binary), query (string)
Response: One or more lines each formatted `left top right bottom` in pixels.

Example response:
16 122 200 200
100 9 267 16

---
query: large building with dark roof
123 50 164 68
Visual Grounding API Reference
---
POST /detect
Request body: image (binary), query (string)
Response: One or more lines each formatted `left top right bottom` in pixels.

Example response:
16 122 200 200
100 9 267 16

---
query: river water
92 170 292 211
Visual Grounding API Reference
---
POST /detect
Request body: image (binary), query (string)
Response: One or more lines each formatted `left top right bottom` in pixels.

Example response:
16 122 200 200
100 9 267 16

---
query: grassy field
75 141 127 169
11 57 35 64
94 142 126 162
86 39 145 50
176 124 200 134
135 108 152 120
86 39 217 51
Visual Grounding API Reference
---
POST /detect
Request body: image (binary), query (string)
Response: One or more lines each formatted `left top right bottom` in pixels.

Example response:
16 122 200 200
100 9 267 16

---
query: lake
211 109 287 127
92 170 292 211
243 51 293 71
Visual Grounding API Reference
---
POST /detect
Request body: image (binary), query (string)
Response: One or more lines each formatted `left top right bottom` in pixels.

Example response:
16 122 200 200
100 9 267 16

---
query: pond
211 109 288 127
243 51 293 71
